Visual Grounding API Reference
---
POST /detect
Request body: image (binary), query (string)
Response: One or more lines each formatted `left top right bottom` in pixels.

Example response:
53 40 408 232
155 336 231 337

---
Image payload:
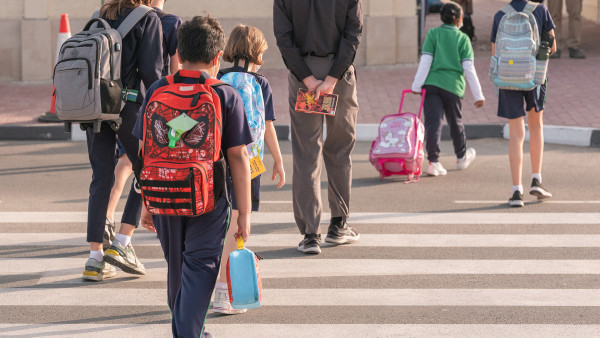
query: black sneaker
529 178 552 199
508 190 524 207
297 234 321 254
568 48 586 59
325 217 360 245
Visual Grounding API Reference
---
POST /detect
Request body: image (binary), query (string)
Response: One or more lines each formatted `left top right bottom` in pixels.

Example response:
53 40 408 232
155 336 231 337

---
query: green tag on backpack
166 113 198 148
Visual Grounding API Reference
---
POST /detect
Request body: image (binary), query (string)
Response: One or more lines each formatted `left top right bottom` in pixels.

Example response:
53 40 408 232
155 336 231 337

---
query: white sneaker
426 162 447 176
457 147 476 170
212 287 247 315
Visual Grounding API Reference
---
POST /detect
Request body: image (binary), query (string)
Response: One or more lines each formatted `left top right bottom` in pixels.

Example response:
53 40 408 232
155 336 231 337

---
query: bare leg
106 155 133 221
527 108 544 175
118 223 136 237
508 117 526 187
218 209 239 283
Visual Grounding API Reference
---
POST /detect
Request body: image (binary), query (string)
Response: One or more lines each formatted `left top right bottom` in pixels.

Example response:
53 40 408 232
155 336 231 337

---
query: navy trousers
154 196 230 338
85 102 142 243
422 85 467 163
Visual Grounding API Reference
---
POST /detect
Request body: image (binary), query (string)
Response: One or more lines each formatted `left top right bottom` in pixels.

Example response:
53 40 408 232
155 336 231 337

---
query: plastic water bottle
226 235 262 309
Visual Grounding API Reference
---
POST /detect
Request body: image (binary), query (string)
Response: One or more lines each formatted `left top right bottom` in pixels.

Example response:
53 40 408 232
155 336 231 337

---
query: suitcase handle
398 89 426 119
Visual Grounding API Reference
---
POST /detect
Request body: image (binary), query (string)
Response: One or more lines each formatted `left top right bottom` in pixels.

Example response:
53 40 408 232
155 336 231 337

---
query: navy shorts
226 167 260 212
497 82 547 119
115 139 126 158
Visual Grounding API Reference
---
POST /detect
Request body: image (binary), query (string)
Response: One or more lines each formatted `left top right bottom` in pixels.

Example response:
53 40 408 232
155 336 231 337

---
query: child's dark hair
223 25 268 66
440 2 463 25
177 16 225 64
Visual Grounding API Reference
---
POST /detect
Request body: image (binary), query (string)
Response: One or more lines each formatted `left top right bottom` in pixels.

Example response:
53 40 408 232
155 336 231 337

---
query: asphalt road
0 139 599 337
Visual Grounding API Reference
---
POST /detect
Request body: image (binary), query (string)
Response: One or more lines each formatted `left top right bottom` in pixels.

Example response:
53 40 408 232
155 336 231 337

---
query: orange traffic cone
39 14 72 123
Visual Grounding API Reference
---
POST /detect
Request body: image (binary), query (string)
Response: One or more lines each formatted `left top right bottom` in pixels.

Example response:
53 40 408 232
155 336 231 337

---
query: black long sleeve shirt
273 0 363 81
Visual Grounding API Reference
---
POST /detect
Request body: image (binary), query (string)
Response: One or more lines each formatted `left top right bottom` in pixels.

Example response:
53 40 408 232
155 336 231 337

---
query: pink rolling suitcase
369 89 425 182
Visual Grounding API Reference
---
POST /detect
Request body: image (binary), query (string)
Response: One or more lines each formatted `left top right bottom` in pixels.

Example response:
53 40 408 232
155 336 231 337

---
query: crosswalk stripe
3 233 600 247
1 212 599 224
3 258 600 280
456 200 600 204
2 324 599 338
1 288 600 306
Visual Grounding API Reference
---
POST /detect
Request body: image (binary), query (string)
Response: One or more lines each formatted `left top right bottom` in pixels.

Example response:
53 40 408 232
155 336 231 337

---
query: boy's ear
212 51 224 66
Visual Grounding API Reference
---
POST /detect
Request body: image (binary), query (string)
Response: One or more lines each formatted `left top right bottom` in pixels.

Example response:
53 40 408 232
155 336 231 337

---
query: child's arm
411 54 433 94
264 120 285 189
462 60 485 107
227 144 252 241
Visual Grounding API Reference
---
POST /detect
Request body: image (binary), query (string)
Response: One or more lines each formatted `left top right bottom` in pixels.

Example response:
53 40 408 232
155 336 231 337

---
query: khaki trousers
288 57 358 235
547 0 582 49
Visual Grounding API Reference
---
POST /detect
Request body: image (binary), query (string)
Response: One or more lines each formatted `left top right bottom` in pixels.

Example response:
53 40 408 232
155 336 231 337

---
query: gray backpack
489 2 545 92
53 5 153 133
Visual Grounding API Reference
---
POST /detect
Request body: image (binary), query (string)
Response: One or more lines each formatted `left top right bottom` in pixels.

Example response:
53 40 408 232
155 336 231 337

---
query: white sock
216 281 228 290
532 173 542 183
116 233 131 247
512 185 523 194
90 250 104 262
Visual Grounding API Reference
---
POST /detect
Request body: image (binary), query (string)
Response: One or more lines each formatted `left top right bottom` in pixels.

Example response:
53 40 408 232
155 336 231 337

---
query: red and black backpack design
140 70 227 216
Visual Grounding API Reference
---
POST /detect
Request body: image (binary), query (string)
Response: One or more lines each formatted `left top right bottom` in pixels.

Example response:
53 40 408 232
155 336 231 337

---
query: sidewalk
1 0 599 145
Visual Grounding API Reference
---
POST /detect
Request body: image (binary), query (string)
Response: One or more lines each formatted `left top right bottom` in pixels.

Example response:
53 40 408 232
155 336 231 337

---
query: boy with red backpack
133 16 252 338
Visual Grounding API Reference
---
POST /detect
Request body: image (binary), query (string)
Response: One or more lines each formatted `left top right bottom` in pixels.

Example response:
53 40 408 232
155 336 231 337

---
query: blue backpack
219 59 266 161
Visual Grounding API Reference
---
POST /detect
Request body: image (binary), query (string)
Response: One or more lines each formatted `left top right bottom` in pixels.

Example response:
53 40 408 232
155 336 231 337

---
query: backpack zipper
100 33 114 80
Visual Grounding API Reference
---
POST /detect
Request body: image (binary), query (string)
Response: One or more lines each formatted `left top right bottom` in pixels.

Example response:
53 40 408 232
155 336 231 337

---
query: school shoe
103 240 146 275
212 286 247 315
426 162 447 176
456 147 476 170
297 233 321 254
325 217 360 245
202 331 215 338
103 218 116 251
569 48 586 59
508 190 524 207
529 178 553 200
82 258 117 282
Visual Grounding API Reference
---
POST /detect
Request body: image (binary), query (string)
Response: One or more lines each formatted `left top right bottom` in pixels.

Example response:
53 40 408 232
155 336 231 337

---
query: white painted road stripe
5 233 600 248
456 200 600 204
1 212 600 224
3 259 600 279
2 324 599 338
1 288 600 306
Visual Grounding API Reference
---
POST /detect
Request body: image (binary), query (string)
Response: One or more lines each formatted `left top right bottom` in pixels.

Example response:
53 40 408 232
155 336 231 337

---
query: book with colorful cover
295 89 338 116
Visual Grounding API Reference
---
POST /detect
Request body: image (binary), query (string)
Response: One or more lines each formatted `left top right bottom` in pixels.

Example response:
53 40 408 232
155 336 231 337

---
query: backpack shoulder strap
523 2 539 14
501 4 516 15
116 5 154 38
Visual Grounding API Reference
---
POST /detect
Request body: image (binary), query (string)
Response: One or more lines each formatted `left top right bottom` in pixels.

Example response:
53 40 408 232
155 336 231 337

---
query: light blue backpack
490 2 547 92
219 59 266 161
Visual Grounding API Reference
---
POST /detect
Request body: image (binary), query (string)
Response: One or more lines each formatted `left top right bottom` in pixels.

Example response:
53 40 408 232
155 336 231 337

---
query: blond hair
223 25 268 66
100 0 152 20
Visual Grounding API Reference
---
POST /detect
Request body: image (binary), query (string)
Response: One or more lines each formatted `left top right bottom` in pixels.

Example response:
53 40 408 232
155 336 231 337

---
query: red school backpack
369 89 425 182
140 70 227 216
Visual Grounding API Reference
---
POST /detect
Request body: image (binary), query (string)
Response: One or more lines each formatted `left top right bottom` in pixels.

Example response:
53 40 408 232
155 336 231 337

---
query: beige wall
582 0 600 23
0 0 419 81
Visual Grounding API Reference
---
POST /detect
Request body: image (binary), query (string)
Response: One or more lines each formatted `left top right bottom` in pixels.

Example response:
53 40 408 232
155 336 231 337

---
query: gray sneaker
103 218 116 251
325 217 360 245
82 258 117 282
104 240 146 275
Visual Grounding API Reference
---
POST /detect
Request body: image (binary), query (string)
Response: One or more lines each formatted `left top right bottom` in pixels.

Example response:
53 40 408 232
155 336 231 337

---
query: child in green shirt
411 2 485 176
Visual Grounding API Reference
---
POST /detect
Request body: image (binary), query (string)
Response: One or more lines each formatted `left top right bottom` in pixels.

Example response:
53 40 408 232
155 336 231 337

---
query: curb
1 123 598 148
0 124 69 141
